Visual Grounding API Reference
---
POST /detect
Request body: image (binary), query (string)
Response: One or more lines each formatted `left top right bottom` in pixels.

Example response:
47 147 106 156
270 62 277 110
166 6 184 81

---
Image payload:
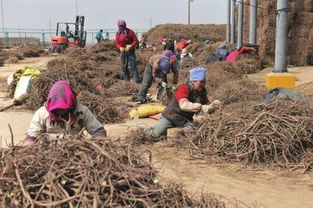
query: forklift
51 16 87 53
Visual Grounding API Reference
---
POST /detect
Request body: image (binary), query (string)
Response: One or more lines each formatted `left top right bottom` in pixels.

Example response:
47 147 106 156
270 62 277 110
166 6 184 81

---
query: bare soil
1 56 313 207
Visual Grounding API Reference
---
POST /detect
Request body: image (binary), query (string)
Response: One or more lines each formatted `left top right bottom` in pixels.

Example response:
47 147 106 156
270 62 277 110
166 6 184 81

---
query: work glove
125 45 132 51
201 100 222 114
172 84 177 91
120 47 125 52
161 82 167 88
210 100 222 109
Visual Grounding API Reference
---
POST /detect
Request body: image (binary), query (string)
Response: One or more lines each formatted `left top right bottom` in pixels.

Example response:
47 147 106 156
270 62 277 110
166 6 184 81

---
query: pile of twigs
78 91 121 123
181 98 313 168
302 151 313 172
0 134 222 207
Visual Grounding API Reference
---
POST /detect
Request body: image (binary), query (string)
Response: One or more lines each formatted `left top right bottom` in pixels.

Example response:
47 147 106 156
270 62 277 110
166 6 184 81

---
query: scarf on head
45 80 77 124
117 19 128 35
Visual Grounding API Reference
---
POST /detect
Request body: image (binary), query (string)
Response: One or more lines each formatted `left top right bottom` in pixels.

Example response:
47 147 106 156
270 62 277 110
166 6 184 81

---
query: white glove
125 45 132 51
210 100 222 109
120 47 125 52
201 100 221 113
161 82 167 88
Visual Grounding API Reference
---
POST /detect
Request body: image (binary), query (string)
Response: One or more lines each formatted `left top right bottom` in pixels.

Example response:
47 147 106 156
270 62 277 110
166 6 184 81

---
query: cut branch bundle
0 135 223 207
182 98 313 168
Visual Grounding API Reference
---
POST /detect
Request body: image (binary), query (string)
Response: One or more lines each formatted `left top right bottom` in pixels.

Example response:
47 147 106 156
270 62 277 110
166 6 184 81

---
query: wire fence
0 28 148 48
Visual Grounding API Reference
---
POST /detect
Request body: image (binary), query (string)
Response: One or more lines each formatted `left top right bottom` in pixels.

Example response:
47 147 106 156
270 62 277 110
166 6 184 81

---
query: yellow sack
13 66 41 80
129 105 165 119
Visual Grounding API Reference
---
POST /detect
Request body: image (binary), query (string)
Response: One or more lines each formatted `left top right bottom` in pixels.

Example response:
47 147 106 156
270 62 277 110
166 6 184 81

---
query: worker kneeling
23 80 106 146
146 67 221 137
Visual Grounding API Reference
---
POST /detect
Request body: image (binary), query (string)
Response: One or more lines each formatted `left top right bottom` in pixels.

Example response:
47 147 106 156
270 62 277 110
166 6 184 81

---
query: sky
1 0 227 30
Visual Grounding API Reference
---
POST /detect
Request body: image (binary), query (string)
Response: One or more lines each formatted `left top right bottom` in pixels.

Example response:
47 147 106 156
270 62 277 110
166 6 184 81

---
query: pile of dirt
243 0 313 66
143 24 226 44
0 135 225 207
179 97 313 168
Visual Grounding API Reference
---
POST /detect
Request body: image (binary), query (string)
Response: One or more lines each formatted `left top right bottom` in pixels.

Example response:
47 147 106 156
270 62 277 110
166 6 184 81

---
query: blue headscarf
189 67 206 81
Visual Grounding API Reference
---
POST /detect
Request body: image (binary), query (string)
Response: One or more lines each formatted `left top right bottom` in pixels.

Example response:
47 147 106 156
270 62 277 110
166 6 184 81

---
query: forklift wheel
56 44 68 53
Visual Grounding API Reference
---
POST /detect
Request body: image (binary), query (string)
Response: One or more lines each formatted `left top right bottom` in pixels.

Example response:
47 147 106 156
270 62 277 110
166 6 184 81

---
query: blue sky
1 0 227 30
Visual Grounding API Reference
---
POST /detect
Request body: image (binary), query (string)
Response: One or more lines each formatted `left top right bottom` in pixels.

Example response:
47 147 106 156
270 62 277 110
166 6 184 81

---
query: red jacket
177 39 188 51
115 28 139 49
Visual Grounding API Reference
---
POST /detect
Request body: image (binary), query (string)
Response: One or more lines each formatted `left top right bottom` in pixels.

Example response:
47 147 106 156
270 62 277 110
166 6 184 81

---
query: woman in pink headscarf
23 80 106 145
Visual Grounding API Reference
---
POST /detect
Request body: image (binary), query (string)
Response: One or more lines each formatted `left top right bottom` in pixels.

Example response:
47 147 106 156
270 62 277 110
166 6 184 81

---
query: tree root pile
180 98 313 168
16 44 46 58
25 45 139 123
142 24 226 44
0 135 224 207
78 91 121 123
302 151 313 172
125 128 165 145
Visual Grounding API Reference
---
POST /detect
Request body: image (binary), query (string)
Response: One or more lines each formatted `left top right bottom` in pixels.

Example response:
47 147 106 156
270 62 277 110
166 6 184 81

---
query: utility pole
231 0 236 44
226 0 231 42
249 0 258 44
188 0 191 24
274 0 289 72
1 0 5 30
237 0 244 49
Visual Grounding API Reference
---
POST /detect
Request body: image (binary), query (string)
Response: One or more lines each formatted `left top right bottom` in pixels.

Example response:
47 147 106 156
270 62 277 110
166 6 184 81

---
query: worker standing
115 19 140 83
96 29 104 43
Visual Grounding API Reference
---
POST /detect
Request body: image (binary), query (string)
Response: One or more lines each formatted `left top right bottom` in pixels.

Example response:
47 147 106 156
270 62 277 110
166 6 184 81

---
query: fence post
41 30 45 46
5 31 9 47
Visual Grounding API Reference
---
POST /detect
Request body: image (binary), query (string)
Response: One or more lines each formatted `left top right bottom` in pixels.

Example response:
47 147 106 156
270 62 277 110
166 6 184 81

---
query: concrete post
41 31 45 46
231 0 236 44
274 0 289 72
226 0 231 42
237 0 244 49
249 0 258 44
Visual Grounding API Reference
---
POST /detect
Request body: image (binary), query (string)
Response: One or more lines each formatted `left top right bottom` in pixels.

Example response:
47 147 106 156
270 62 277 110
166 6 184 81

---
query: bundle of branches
78 91 122 123
142 24 226 44
0 135 223 207
106 80 139 97
181 98 313 168
210 78 266 105
16 44 46 58
0 49 23 65
302 151 313 172
25 57 137 123
125 128 165 145
25 58 103 110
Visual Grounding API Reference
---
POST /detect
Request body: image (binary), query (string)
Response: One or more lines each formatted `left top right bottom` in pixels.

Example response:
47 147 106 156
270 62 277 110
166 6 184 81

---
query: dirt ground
1 56 313 207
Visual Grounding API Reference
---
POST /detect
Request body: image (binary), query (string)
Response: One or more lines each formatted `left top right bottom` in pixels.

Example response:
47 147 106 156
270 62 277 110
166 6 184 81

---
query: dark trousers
137 65 166 101
120 49 140 82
